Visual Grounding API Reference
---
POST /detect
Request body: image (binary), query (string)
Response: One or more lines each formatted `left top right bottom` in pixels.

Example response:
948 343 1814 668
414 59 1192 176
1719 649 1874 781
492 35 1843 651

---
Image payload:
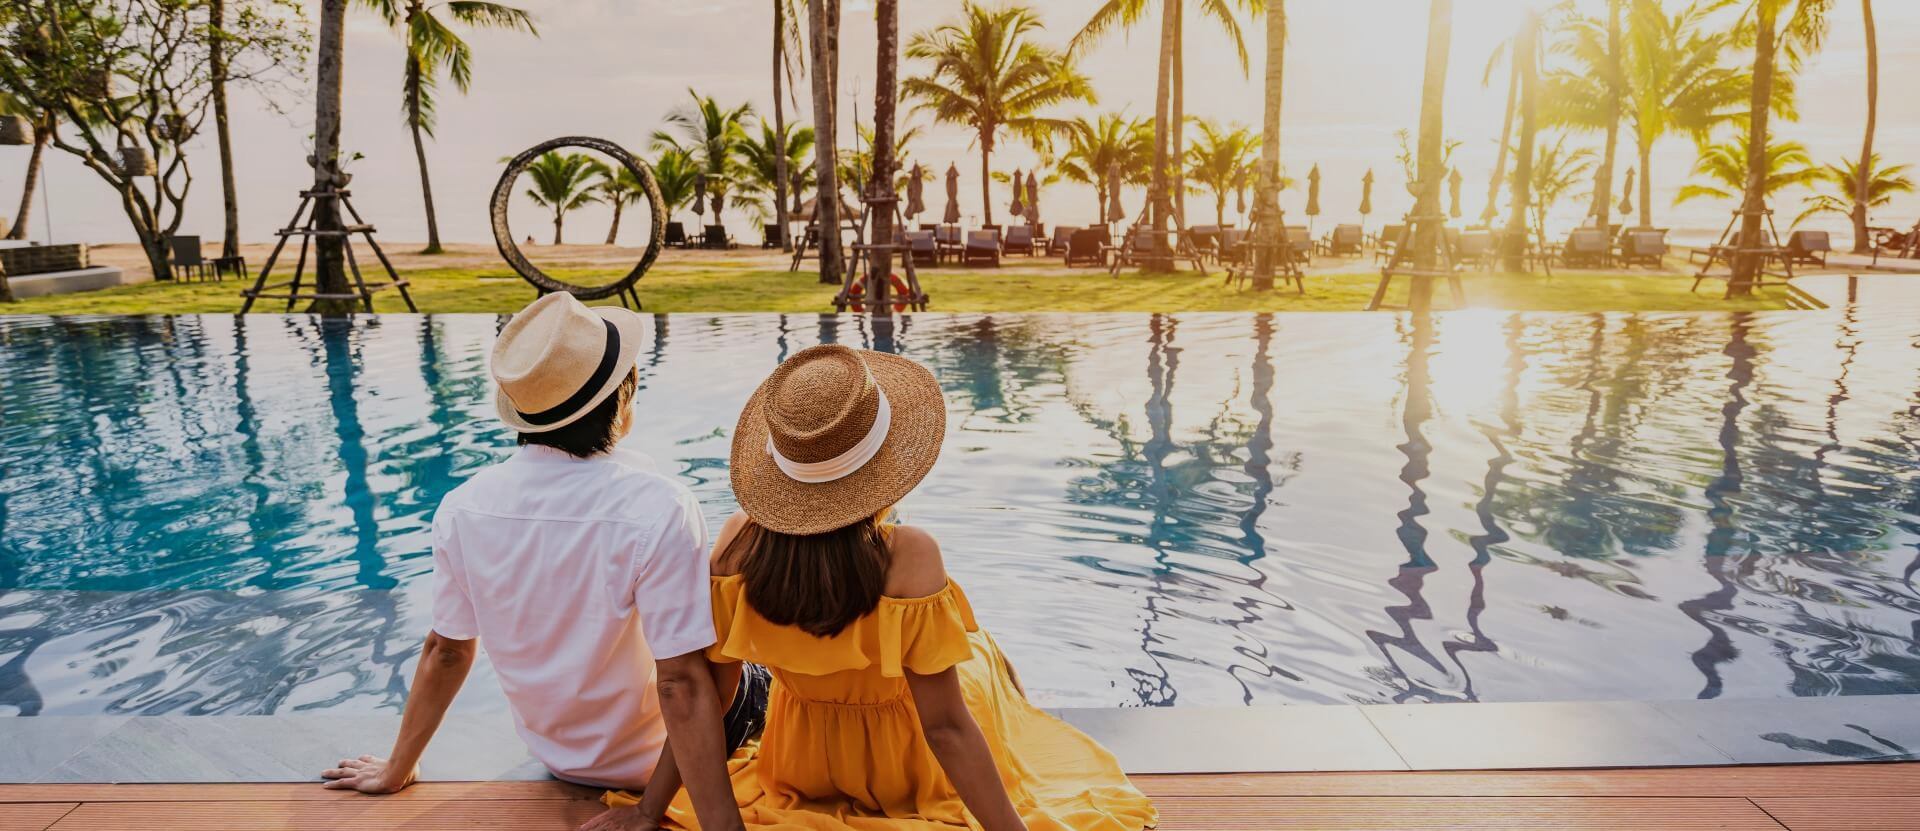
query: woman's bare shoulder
884 524 949 599
709 512 753 577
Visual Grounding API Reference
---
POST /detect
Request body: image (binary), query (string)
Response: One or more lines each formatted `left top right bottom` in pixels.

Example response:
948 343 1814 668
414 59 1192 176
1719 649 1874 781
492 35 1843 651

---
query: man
320 294 757 831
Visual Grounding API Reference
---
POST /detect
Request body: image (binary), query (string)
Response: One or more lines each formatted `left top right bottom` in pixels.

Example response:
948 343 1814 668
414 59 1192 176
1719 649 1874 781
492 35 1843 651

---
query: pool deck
1 763 1915 829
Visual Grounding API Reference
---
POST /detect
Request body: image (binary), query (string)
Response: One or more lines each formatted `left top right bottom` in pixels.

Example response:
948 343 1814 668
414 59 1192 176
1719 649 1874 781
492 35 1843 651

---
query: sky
4 0 1916 251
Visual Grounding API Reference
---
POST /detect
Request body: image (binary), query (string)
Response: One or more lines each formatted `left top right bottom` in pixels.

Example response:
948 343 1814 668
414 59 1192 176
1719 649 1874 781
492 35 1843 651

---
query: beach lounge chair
1066 228 1107 267
1559 228 1609 267
1373 224 1407 264
1047 226 1079 257
1618 228 1669 267
1285 226 1313 266
906 230 938 267
1004 225 1037 256
1188 226 1221 262
1456 231 1494 269
664 222 689 248
1217 229 1249 268
168 235 213 282
1320 224 1364 257
964 229 1001 267
702 224 735 250
935 225 964 263
1785 230 1831 267
761 223 784 249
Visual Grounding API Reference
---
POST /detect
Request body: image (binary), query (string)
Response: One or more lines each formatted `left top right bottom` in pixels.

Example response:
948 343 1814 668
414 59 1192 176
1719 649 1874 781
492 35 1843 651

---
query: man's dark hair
517 369 639 458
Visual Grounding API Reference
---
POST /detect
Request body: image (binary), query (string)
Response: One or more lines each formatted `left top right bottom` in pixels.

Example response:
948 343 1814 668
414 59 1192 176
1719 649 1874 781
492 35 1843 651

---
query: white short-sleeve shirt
430 445 713 788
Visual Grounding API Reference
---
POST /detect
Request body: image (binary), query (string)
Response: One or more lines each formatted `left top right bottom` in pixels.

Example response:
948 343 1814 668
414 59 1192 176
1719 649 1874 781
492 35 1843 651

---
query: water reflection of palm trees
1365 312 1450 702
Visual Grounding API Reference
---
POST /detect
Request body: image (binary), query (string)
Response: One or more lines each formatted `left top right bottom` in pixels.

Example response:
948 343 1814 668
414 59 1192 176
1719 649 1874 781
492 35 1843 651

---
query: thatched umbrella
1447 167 1462 220
1009 168 1025 219
1619 167 1635 219
943 163 961 224
1359 169 1374 220
693 172 708 219
906 163 927 218
1107 162 1124 224
1025 171 1040 225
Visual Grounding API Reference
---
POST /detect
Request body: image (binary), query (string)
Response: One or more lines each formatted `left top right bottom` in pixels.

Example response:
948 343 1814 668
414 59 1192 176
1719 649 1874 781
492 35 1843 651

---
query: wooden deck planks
46 799 604 831
0 803 76 831
1149 796 1790 830
1751 797 1920 831
0 781 598 804
1138 762 1920 798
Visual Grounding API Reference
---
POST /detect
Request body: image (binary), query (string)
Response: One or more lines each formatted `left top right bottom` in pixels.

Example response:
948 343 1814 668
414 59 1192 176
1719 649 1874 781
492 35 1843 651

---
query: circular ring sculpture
491 136 663 302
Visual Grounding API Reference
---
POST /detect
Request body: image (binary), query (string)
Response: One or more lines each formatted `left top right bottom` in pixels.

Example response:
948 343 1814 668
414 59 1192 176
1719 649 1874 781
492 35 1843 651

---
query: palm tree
1072 0 1263 228
311 0 352 313
741 119 816 209
1526 133 1598 241
1185 119 1259 227
209 0 239 257
1410 0 1455 294
1676 133 1817 206
650 89 754 225
1850 0 1877 252
769 0 807 251
520 151 602 245
1 93 50 241
1728 0 1833 295
1055 112 1153 224
1251 0 1285 289
361 0 538 254
651 147 702 226
1502 7 1542 272
808 0 844 285
593 162 647 245
840 122 925 193
904 2 1095 227
1794 153 1912 229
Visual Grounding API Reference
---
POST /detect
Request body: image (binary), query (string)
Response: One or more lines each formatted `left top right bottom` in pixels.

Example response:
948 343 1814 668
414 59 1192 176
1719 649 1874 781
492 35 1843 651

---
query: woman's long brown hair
720 514 891 638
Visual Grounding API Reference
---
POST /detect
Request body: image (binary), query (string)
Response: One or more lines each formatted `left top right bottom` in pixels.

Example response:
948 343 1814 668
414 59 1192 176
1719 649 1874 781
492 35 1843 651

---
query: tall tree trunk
310 0 353 314
1483 64 1516 226
1502 12 1537 273
606 201 623 245
1251 0 1285 289
406 53 444 255
1730 2 1777 296
774 0 793 253
1150 0 1176 241
809 0 843 285
1851 0 1876 253
1171 0 1185 229
1410 0 1454 314
211 0 241 259
1097 181 1107 225
1637 134 1653 229
866 0 899 315
978 136 994 226
553 210 564 246
1588 0 1622 240
6 128 47 240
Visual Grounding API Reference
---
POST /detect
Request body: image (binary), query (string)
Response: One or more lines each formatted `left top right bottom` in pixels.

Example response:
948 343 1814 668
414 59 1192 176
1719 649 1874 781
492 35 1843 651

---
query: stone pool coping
5 694 1915 784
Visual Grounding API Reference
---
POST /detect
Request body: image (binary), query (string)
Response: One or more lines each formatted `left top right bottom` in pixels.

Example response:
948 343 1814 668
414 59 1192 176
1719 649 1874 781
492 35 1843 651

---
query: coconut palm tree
1055 113 1153 224
1071 0 1264 228
651 146 702 226
740 120 816 209
520 150 602 245
903 2 1095 227
1185 119 1259 227
1727 0 1834 295
807 0 844 284
592 162 646 245
311 0 352 312
0 93 50 241
1250 0 1285 289
1502 7 1542 272
650 89 754 225
839 122 925 193
361 0 538 254
1525 133 1598 241
1410 0 1455 292
769 0 806 251
1850 0 1877 252
1794 153 1912 229
1676 133 1817 207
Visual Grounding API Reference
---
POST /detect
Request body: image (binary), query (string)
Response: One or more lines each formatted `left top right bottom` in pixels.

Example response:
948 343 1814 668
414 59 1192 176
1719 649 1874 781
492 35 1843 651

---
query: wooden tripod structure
1368 209 1465 311
241 187 416 313
1691 207 1793 296
833 186 930 315
1224 183 1302 292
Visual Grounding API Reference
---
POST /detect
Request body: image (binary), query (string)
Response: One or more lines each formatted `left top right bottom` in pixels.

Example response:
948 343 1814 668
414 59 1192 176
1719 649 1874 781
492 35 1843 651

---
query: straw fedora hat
492 293 648 433
731 345 947 535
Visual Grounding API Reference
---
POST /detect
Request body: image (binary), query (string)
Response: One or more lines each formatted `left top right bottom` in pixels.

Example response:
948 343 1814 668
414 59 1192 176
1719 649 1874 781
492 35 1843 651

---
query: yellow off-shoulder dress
611 575 1156 831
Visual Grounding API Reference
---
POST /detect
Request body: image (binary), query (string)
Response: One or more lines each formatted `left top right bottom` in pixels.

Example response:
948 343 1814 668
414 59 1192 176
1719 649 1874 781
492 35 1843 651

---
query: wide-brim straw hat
731 344 947 535
492 292 647 433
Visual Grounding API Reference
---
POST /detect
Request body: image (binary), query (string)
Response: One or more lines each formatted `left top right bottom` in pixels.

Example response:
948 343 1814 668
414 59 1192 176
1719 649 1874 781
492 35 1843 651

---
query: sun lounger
935 225 964 263
906 230 938 267
1047 226 1079 257
1373 224 1407 264
1188 226 1221 261
1320 224 1364 257
1785 230 1831 267
664 222 689 248
701 224 735 250
1066 228 1107 267
1217 229 1248 267
1559 228 1608 267
1456 231 1493 269
761 223 784 249
1004 225 1037 256
1285 226 1313 265
1618 228 1669 267
964 229 1001 267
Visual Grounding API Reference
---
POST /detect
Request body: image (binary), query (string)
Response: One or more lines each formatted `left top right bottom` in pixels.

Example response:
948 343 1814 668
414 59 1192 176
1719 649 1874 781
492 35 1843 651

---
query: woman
592 344 1155 831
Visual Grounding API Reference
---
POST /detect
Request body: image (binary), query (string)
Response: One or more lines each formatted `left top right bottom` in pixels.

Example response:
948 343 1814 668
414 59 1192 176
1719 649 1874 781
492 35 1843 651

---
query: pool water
2 310 1918 716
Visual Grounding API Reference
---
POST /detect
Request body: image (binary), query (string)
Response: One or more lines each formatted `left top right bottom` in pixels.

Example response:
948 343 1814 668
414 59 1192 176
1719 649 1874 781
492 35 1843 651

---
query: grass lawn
6 263 1789 315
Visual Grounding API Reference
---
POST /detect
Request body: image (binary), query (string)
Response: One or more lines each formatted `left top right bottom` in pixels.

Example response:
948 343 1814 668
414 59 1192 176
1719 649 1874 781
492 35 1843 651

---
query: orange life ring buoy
847 273 912 313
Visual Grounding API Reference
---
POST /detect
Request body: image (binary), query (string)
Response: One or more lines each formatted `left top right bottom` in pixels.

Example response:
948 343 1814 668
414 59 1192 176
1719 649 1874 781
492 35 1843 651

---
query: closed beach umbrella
906 163 926 218
1306 165 1322 218
1009 168 1025 219
1234 167 1248 218
1447 168 1462 220
1108 163 1125 223
1026 171 1040 224
944 163 961 224
1619 167 1636 218
1359 169 1374 219
693 173 707 217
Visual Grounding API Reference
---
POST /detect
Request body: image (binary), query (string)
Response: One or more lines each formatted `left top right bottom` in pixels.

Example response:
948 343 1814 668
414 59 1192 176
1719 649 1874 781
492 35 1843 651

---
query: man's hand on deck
579 804 660 831
320 754 419 794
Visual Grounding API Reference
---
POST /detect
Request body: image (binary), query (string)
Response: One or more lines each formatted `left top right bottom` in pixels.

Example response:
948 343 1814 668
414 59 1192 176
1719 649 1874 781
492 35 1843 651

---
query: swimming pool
2 309 1917 717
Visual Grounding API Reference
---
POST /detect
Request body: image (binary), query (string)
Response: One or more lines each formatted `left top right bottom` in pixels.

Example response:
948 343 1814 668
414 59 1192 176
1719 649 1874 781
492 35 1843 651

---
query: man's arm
320 630 476 793
653 652 744 831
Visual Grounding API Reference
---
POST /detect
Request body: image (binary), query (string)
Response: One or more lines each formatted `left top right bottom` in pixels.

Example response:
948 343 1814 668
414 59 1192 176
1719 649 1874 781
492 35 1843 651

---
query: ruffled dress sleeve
705 575 745 664
705 575 979 677
875 581 978 678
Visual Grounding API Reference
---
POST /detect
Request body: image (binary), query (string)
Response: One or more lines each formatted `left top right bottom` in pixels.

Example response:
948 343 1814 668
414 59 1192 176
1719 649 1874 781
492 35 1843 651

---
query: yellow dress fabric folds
610 575 1157 830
